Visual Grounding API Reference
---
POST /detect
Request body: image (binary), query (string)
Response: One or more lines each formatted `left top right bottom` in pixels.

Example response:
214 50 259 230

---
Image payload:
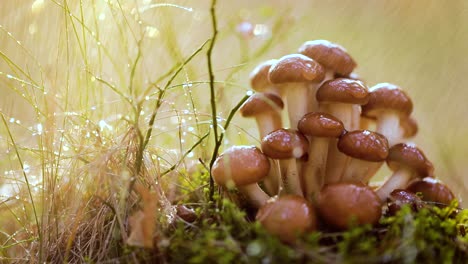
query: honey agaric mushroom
362 83 413 146
316 78 369 130
316 183 382 230
406 177 456 205
268 54 325 128
338 130 389 184
250 59 282 96
256 195 317 244
299 39 357 81
315 78 369 183
376 143 434 202
240 92 284 195
261 128 309 196
240 92 284 139
298 112 344 200
211 146 271 208
387 189 425 216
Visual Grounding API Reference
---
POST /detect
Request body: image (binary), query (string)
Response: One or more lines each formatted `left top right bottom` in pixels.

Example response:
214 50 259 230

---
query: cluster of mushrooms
211 40 457 243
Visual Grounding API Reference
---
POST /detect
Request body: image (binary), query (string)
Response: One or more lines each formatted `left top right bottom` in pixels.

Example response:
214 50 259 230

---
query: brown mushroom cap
256 195 317 243
387 143 434 177
298 40 357 76
250 59 277 92
298 112 344 138
361 83 413 118
240 92 284 117
316 78 369 105
211 145 270 187
268 54 325 84
387 189 425 215
261 128 309 159
406 177 456 205
337 130 389 162
316 183 382 230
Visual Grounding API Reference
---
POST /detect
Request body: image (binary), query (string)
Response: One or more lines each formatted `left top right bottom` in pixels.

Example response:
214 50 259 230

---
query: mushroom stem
238 184 271 208
351 104 361 131
302 137 328 201
323 103 353 130
306 69 333 114
375 168 413 202
256 113 282 140
279 158 303 196
341 159 384 184
376 112 401 146
285 83 309 128
262 159 281 196
324 139 349 184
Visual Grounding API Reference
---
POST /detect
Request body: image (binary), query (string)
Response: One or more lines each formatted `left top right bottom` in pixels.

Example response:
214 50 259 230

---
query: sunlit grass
0 0 467 262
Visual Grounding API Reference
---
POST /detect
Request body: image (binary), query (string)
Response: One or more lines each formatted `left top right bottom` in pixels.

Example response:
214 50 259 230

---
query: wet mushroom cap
316 78 369 105
250 59 278 92
387 189 425 215
261 128 309 159
268 54 325 84
298 112 344 138
337 130 389 161
361 83 413 118
406 177 456 205
256 195 317 243
240 92 284 117
211 146 270 187
387 143 434 177
316 183 382 230
298 39 357 76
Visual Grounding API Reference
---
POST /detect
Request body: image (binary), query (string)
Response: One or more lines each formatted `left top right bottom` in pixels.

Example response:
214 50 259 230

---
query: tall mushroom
376 143 434 202
316 183 382 230
211 145 271 208
268 54 325 128
361 83 413 146
240 92 284 195
338 130 389 183
315 78 369 183
298 112 344 200
256 195 317 244
261 128 309 196
250 59 282 96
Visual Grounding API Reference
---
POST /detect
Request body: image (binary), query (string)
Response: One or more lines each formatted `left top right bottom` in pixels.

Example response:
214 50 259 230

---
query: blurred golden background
1 0 467 206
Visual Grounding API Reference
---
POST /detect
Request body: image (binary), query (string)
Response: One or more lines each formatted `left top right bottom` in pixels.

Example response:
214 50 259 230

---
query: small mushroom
268 54 325 128
361 83 413 146
211 146 271 208
240 92 284 139
316 78 369 130
338 130 389 184
256 195 317 243
261 129 309 196
250 59 282 96
406 177 456 206
386 189 425 216
316 183 382 230
375 143 434 202
298 112 344 200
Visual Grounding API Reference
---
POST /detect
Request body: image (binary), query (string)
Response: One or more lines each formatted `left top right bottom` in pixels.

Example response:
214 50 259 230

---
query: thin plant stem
207 0 219 202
